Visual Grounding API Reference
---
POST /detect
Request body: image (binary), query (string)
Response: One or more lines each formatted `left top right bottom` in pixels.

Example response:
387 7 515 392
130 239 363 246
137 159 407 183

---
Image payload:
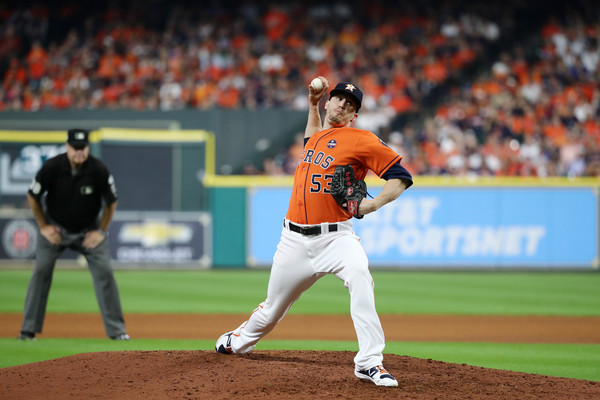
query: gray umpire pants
20 229 127 338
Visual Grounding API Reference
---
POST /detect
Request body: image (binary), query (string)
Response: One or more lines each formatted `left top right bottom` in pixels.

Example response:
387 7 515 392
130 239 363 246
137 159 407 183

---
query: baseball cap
329 82 363 111
67 128 89 148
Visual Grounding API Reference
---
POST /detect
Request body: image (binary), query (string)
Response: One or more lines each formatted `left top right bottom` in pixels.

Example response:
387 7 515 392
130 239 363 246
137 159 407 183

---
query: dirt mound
1 350 598 399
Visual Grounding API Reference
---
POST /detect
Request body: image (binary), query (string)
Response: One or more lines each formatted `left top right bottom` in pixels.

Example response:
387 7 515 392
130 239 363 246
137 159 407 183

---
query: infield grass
1 269 599 381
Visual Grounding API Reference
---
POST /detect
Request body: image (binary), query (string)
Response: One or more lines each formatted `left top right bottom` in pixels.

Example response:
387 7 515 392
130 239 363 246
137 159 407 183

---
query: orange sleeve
355 131 402 178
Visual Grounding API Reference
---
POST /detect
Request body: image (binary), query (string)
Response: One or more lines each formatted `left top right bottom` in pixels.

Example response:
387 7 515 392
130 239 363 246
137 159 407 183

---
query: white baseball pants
228 219 386 370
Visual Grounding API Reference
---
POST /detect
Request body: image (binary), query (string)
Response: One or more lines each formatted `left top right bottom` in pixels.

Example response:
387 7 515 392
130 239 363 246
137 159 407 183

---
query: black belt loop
286 220 338 236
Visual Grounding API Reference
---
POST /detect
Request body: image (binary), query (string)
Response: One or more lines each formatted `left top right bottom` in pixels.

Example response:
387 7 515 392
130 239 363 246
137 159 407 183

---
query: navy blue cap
67 128 90 147
329 82 363 111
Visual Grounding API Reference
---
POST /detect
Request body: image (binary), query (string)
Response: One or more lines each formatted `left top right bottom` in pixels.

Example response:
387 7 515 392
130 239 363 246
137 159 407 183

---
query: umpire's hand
40 225 62 245
83 230 105 250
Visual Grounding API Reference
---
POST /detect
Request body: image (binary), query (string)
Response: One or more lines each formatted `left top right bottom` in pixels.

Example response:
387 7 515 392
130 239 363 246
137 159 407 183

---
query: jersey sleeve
355 131 402 177
99 164 118 204
382 161 413 188
28 168 46 200
27 158 56 200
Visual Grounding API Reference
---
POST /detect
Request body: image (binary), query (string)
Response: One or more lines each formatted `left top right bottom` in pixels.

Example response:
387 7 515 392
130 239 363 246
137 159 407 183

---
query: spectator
0 0 496 121
4 1 599 177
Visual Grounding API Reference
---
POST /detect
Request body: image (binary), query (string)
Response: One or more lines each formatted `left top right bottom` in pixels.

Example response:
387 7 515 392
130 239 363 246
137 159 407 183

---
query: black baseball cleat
110 333 131 341
355 365 398 387
215 332 234 354
18 331 36 341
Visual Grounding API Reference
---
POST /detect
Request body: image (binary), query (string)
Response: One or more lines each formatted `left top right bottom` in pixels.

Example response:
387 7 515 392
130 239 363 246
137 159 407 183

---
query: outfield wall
0 129 212 211
0 129 214 269
1 179 598 269
207 176 600 269
1 128 598 269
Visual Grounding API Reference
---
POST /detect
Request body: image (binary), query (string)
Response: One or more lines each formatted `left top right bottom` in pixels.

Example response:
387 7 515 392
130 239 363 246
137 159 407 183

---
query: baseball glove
330 164 367 219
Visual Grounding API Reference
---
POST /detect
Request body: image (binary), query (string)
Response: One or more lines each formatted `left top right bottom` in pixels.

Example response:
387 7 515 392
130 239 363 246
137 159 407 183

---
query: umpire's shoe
110 333 131 341
215 332 234 354
355 365 398 387
18 331 36 341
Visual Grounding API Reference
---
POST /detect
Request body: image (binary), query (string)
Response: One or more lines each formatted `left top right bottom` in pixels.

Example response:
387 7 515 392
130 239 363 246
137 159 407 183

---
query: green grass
0 338 208 368
2 269 599 315
384 342 600 382
1 269 599 381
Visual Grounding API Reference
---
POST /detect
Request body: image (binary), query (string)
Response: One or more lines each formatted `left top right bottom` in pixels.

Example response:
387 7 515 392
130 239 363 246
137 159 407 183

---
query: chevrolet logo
119 222 192 247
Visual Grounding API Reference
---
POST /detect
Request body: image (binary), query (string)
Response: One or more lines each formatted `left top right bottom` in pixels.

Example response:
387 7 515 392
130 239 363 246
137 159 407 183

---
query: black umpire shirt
28 153 118 233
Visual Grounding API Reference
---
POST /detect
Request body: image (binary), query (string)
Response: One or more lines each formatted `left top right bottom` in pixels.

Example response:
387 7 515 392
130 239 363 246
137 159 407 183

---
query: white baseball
310 77 324 91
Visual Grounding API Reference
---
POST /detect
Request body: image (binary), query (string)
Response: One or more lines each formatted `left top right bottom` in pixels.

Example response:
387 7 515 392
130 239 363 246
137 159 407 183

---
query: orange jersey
286 127 401 224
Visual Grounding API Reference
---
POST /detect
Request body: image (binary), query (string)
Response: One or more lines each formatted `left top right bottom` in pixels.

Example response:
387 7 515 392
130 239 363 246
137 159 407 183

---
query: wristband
98 229 107 236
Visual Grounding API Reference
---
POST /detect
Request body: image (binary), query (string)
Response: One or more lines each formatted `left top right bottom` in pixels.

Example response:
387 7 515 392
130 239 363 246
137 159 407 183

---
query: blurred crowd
264 5 600 178
395 15 600 178
1 1 599 177
0 1 498 115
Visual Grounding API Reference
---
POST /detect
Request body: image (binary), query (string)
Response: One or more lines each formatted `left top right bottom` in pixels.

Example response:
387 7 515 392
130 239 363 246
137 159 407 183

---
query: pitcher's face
325 94 358 127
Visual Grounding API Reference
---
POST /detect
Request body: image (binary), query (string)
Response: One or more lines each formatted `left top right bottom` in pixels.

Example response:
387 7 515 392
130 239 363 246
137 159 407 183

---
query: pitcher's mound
1 350 598 399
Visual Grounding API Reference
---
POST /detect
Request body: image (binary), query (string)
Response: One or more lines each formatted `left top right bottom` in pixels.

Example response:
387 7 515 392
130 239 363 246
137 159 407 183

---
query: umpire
19 128 130 341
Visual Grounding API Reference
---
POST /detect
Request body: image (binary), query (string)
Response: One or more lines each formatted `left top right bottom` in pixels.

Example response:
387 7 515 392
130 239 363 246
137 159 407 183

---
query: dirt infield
2 313 600 342
1 313 599 399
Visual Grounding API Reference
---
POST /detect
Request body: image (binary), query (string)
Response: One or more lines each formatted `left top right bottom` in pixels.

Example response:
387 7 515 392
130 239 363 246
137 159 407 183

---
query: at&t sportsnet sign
248 186 598 269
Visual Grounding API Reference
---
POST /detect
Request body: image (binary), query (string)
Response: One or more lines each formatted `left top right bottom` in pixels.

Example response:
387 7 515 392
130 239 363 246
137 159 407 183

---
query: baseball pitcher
216 78 413 387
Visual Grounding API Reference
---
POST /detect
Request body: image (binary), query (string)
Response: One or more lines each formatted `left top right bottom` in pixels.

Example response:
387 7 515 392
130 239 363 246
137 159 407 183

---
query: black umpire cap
329 82 363 111
67 128 90 148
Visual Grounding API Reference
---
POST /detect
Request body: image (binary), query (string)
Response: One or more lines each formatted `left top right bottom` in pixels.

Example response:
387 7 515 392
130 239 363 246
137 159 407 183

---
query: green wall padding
211 187 246 267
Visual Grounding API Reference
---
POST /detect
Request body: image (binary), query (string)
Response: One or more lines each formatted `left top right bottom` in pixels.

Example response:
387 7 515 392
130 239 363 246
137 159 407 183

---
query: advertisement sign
109 212 211 267
0 143 66 207
0 217 38 259
0 211 211 268
248 187 598 268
